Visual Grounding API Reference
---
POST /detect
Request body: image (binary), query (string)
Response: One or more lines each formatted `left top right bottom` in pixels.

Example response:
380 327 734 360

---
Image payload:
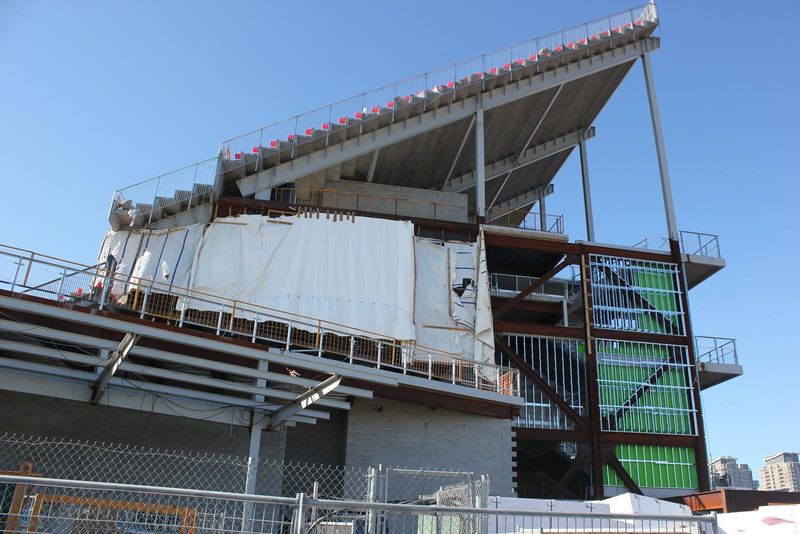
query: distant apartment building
710 456 755 490
760 452 800 492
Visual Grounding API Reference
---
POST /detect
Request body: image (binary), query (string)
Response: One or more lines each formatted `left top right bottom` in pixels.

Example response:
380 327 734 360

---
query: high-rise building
0 2 744 501
760 453 800 492
710 457 755 490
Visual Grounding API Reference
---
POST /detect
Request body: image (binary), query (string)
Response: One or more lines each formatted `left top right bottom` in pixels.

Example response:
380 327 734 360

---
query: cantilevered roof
218 4 659 216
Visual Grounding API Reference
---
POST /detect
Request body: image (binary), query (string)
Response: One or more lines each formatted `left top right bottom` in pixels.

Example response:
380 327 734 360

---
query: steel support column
538 194 547 232
475 107 486 222
580 254 604 498
243 359 269 529
579 138 595 242
642 52 678 240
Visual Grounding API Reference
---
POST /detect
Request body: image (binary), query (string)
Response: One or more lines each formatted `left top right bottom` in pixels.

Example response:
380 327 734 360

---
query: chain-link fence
0 474 716 534
0 434 479 504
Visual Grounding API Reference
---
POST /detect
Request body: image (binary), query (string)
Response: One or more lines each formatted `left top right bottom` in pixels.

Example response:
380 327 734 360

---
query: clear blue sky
1 1 797 476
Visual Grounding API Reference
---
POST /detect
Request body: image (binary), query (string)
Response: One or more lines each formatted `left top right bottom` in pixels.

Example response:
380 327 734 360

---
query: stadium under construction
0 1 743 505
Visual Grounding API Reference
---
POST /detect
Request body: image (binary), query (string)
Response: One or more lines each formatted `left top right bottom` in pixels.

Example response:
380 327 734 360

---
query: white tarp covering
97 225 204 298
413 232 494 364
186 214 416 341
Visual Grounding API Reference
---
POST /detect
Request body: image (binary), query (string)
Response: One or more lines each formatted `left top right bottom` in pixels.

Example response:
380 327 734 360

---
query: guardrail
0 244 519 396
489 272 579 299
108 158 218 228
634 230 722 259
695 336 738 365
0 475 716 534
486 207 565 234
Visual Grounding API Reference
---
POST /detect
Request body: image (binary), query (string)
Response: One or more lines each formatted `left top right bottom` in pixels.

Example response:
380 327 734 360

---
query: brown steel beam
495 335 588 429
513 427 697 448
493 258 573 320
580 253 605 499
605 449 643 495
494 322 584 339
514 427 592 444
483 233 673 263
491 297 562 316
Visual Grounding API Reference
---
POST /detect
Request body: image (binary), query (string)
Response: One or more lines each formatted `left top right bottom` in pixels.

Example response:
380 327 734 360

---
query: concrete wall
300 180 468 223
0 390 287 463
343 398 516 497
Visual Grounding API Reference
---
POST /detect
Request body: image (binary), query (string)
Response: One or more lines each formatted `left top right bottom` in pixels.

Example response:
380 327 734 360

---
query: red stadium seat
386 101 394 108
554 45 564 53
288 134 296 142
305 128 314 135
339 117 348 124
578 38 588 46
355 112 363 119
234 152 243 160
322 123 329 130
565 41 576 49
371 106 380 113
269 140 278 148
515 58 525 65
489 67 498 74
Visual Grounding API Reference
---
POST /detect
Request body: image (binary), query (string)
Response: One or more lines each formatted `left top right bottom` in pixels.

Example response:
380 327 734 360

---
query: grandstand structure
0 1 742 501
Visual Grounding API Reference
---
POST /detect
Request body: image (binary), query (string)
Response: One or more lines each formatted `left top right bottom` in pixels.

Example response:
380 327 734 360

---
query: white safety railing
0 475 716 534
0 244 518 396
694 336 738 365
489 272 580 300
108 158 218 228
634 231 722 259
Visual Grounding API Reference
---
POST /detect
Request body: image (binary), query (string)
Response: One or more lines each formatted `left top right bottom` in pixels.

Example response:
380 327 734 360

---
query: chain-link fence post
293 492 307 534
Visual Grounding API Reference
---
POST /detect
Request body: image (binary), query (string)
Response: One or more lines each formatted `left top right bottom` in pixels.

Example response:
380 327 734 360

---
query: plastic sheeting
186 214 416 341
97 225 204 298
413 231 494 364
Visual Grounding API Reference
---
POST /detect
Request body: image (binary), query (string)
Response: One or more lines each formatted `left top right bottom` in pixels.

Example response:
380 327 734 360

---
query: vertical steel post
243 358 269 531
642 52 679 240
475 107 486 222
579 138 596 242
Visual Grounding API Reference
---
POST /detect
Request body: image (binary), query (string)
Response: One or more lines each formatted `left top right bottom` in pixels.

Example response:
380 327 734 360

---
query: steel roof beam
90 332 139 404
0 356 318 425
0 318 373 399
486 184 554 222
0 339 338 416
444 127 595 194
237 38 657 197
266 374 343 430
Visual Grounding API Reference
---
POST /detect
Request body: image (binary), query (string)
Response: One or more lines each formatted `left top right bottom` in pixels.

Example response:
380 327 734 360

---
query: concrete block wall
343 398 516 497
0 390 287 487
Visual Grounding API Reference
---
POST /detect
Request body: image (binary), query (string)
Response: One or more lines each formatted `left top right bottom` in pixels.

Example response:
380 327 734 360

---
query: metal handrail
634 231 722 259
0 245 519 396
695 336 738 365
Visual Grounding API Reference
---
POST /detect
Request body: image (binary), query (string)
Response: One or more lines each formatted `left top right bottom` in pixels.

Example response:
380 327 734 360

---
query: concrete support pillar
579 139 595 242
475 108 486 222
641 52 679 241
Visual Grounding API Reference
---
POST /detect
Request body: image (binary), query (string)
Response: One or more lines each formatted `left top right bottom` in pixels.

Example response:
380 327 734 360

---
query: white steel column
579 138 595 242
475 108 486 221
242 359 269 529
642 52 679 240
